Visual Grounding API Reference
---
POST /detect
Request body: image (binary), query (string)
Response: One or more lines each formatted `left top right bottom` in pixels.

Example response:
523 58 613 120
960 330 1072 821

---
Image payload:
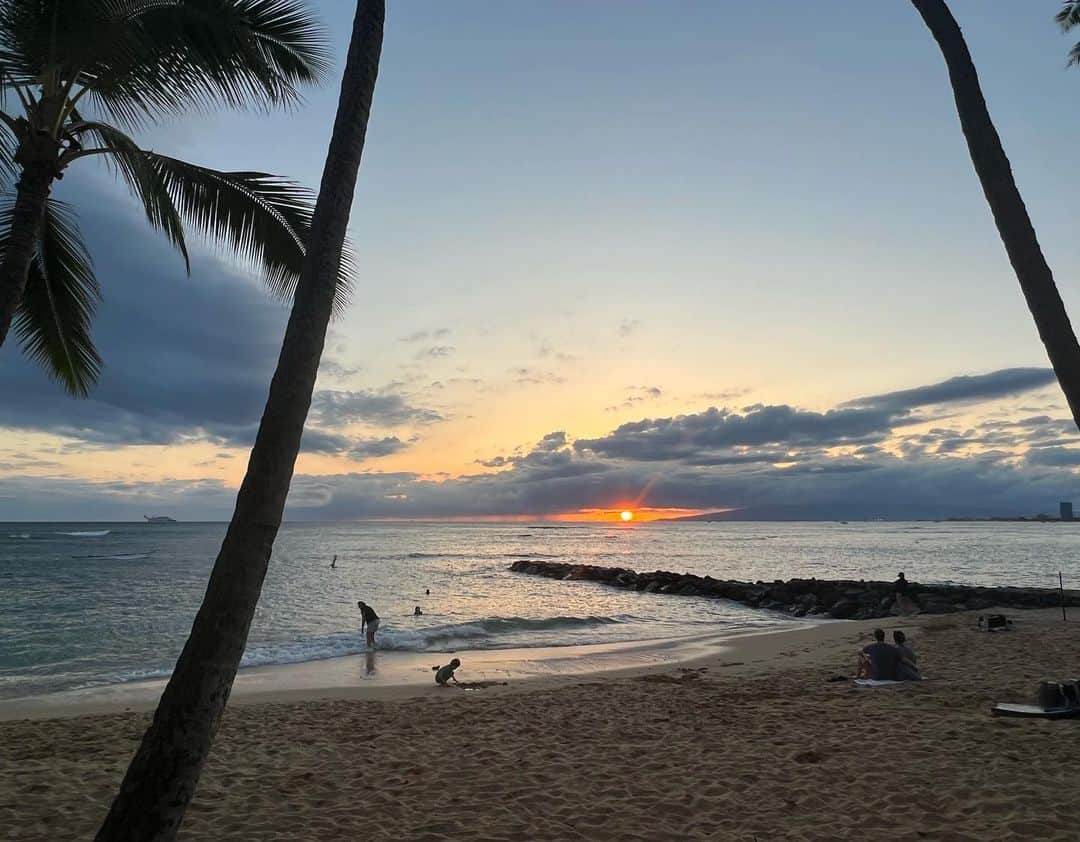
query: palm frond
0 109 17 185
1057 2 1080 65
1058 2 1080 29
68 119 189 268
144 153 353 311
69 0 330 127
10 198 102 396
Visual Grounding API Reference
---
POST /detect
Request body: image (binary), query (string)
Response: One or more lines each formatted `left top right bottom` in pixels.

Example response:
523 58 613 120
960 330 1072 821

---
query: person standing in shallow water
357 600 380 648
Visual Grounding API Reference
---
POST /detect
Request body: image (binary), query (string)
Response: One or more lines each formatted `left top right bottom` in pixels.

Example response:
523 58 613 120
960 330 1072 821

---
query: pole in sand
1061 571 1067 623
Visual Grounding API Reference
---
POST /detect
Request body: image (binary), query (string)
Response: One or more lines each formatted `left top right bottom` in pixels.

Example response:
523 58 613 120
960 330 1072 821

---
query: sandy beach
3 608 1079 841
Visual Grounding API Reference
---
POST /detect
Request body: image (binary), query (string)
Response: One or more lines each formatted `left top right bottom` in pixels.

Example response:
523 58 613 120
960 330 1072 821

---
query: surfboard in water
56 530 111 537
72 551 153 561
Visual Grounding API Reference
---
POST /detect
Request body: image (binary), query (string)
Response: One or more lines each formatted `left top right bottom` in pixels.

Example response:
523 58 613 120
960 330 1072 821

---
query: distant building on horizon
1061 501 1074 522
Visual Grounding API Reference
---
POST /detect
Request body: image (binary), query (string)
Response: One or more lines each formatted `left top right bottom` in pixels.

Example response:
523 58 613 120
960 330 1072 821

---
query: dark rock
829 600 860 619
507 560 1080 619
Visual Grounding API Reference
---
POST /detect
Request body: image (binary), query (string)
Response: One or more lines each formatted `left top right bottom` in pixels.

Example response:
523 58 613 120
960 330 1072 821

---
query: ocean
2 520 1077 700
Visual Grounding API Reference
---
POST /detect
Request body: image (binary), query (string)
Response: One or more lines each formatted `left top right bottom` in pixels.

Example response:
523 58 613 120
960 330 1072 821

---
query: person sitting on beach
357 600 380 648
893 630 921 681
857 628 900 680
414 605 423 616
433 658 461 686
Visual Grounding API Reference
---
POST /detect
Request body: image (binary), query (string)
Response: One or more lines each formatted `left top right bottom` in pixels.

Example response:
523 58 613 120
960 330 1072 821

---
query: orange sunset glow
553 508 710 523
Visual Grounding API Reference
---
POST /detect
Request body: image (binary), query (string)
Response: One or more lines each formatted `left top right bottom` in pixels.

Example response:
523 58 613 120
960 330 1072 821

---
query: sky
4 0 1080 521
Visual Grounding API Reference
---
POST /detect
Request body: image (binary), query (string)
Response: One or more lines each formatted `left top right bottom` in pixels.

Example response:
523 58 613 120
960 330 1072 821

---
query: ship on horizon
143 515 177 524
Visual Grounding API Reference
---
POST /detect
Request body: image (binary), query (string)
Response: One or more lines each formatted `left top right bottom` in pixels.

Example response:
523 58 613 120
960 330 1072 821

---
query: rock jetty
509 560 1080 620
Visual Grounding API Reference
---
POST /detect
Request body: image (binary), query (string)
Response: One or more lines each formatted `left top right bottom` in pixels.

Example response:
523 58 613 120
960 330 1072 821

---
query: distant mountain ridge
657 503 1063 521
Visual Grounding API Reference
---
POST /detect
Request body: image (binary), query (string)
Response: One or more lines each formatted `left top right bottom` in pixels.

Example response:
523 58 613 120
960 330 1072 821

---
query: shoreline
3 607 1077 840
0 618 837 721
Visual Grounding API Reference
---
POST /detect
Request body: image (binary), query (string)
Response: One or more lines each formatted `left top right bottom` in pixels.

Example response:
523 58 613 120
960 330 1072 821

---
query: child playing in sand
433 658 461 686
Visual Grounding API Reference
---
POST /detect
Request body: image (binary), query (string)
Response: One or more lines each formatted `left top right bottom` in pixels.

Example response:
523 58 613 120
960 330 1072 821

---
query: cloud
399 328 451 343
0 183 287 449
0 180 446 457
4 312 1078 524
845 368 1057 412
7 437 1077 521
275 443 1079 520
318 359 362 380
698 388 751 402
477 431 568 468
348 436 407 459
575 404 907 462
537 431 567 450
510 367 565 386
1025 446 1080 467
0 475 238 520
300 429 355 455
310 389 444 427
299 429 415 460
414 345 455 359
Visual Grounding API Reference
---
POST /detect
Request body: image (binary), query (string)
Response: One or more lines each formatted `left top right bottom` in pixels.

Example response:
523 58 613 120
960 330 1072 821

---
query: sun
620 510 634 522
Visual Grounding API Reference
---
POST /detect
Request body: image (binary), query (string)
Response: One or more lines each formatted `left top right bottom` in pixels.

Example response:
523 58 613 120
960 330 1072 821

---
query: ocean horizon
3 519 1076 701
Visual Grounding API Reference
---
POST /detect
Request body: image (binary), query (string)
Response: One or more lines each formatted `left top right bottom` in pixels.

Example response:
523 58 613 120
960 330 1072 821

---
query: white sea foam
98 616 629 687
236 616 624 669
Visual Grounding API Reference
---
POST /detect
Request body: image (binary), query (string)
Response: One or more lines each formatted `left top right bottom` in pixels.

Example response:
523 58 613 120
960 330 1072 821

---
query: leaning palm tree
95 2 384 839
910 0 1080 431
0 0 344 396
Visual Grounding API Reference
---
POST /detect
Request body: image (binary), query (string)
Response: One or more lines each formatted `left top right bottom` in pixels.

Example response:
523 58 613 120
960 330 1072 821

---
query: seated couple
857 628 921 681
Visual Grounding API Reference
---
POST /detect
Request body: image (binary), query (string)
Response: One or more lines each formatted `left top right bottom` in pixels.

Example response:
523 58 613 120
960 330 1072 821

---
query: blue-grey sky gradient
3 1 1080 520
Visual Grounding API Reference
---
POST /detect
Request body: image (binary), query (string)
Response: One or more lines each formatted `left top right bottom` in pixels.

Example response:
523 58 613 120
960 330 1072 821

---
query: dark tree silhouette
911 0 1080 430
0 0 349 396
94 2 384 839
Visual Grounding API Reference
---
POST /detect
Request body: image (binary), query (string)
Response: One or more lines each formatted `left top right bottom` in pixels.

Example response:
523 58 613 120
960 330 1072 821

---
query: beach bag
1036 681 1068 709
979 614 1010 631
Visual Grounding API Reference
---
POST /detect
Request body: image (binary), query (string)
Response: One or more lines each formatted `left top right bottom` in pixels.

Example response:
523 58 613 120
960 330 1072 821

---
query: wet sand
2 608 1078 840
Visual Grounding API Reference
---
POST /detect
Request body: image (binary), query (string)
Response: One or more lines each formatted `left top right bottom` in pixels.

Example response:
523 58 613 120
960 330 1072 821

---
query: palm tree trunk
94 3 384 839
0 162 53 345
911 0 1080 430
